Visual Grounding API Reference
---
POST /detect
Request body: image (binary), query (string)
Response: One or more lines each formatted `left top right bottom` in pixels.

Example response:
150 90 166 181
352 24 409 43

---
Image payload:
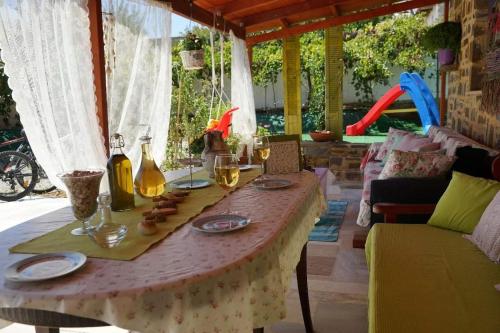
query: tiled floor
1 174 369 333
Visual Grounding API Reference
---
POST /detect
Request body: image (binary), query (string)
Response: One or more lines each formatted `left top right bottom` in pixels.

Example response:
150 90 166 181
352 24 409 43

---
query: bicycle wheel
0 151 38 201
31 163 56 194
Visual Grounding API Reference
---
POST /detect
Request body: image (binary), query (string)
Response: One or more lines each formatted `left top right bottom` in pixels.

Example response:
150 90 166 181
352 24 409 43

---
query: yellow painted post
282 36 302 135
325 26 343 141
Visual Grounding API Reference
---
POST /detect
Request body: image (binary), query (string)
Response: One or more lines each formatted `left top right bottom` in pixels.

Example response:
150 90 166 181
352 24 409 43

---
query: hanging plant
422 22 462 65
179 32 205 70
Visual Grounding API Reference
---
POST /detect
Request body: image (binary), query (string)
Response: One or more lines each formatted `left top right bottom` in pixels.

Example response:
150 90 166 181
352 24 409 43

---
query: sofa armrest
370 177 449 225
373 203 436 223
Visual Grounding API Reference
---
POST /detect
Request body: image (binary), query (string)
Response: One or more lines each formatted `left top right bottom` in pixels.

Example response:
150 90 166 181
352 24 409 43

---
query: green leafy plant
181 32 203 51
225 133 242 154
422 22 462 52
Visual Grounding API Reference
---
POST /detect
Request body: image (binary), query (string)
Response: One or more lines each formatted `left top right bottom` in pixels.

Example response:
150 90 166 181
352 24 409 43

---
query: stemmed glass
252 135 270 179
214 154 240 213
57 169 104 236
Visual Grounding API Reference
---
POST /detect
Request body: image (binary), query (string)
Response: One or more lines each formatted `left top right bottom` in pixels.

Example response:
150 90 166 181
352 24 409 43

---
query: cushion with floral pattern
374 128 414 161
379 150 456 180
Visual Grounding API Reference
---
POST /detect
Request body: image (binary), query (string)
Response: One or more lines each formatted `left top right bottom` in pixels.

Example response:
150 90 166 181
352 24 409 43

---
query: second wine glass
214 154 240 213
253 135 270 179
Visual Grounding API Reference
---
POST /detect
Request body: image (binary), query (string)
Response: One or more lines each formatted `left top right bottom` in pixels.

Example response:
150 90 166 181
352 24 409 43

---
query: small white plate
253 178 293 190
238 165 253 171
192 214 250 233
4 252 87 282
172 179 212 189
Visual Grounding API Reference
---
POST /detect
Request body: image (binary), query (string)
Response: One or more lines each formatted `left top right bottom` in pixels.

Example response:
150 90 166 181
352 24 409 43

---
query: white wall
252 61 439 110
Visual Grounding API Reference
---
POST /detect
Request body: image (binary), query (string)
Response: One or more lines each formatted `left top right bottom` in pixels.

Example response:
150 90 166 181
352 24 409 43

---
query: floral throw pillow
374 128 414 161
378 150 456 180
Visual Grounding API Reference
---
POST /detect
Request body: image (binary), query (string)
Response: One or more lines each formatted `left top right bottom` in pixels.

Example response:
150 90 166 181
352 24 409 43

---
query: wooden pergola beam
168 0 246 39
219 0 283 16
241 0 341 28
247 0 443 46
88 0 109 156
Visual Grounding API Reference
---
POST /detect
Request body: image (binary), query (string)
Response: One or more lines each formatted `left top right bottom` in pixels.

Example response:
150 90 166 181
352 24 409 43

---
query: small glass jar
88 193 127 248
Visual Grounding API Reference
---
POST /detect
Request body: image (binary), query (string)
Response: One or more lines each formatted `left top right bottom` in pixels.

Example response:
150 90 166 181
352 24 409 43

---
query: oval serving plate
238 164 253 171
172 179 212 189
253 178 293 190
4 252 87 282
192 214 250 233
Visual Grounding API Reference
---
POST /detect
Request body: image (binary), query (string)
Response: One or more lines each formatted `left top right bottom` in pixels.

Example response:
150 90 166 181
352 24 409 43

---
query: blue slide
399 72 440 134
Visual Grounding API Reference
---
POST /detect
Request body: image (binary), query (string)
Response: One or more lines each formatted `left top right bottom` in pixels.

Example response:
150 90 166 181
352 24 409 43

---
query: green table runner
10 169 260 260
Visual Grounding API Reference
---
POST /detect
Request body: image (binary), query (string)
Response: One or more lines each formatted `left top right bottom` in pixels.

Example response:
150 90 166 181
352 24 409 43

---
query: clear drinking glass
57 169 104 236
252 135 270 179
214 154 240 213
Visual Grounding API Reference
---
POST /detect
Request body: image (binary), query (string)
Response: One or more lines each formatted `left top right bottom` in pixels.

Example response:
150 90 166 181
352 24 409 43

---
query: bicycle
0 130 56 201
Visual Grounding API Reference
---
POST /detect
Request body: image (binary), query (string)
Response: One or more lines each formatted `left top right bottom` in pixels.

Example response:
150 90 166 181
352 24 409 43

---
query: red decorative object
206 107 239 139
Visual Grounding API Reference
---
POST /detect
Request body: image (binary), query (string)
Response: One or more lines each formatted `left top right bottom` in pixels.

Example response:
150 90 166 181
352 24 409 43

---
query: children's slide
346 73 440 136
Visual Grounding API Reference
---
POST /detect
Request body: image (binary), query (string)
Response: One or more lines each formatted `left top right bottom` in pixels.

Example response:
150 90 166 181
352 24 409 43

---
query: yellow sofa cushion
428 172 500 234
366 224 500 333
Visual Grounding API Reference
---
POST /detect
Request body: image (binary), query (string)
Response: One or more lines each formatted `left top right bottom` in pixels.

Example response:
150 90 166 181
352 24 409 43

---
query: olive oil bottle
134 129 166 198
107 133 135 211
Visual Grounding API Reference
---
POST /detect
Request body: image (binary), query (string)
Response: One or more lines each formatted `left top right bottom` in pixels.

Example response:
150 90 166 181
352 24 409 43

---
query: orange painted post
88 0 109 156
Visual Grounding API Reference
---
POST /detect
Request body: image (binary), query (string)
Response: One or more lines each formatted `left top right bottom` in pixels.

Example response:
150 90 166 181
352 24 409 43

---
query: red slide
346 84 405 136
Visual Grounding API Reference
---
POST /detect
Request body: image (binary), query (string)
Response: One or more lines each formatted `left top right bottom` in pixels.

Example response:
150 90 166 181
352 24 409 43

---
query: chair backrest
265 134 302 174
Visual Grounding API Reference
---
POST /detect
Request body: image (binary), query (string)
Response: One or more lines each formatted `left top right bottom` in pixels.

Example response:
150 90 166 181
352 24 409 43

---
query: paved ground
0 171 369 333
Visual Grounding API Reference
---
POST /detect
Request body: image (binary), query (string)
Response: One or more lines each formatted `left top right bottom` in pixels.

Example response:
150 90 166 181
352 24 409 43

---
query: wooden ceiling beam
246 0 443 45
241 0 343 27
220 0 284 17
168 0 246 39
330 5 341 16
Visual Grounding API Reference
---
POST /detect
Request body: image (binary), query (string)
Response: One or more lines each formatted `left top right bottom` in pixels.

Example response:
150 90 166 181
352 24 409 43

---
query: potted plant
422 22 462 65
179 32 204 70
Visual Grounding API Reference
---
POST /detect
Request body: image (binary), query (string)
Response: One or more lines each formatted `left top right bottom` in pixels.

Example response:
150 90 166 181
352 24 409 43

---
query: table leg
297 243 314 333
35 327 59 333
253 328 264 333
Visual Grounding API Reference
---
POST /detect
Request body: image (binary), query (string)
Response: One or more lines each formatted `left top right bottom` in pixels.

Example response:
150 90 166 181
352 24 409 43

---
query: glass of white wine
253 135 270 179
214 154 240 213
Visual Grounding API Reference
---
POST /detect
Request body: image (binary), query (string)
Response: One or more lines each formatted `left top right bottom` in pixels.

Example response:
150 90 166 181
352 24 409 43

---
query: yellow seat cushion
366 224 500 333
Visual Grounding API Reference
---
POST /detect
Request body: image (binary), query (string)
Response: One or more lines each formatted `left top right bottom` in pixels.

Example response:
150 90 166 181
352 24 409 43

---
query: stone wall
303 141 368 182
447 0 499 148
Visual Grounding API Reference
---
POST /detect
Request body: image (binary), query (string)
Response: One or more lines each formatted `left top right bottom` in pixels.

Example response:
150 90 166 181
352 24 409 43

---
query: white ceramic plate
253 178 293 190
192 214 250 233
238 165 253 171
4 252 87 282
172 179 212 189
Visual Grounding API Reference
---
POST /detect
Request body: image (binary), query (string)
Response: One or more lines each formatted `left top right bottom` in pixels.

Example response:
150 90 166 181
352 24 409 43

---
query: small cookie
138 220 157 235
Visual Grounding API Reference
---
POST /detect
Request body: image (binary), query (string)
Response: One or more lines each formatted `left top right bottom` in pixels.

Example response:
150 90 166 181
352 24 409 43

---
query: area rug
309 200 348 242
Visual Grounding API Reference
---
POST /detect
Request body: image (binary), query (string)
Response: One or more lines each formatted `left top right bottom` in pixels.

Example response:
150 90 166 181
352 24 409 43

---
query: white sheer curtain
0 0 107 189
230 30 257 155
103 0 171 175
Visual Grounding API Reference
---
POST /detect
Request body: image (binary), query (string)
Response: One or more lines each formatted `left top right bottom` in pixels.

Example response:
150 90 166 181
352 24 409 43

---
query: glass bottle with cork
134 126 166 197
107 133 135 211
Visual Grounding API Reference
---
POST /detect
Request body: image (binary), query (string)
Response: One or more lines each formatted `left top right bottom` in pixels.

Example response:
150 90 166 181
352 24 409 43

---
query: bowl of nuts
57 169 105 236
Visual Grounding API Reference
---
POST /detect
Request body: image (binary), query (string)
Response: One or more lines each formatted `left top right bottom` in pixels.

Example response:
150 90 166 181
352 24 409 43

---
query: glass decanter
134 128 166 197
107 133 135 211
88 193 127 248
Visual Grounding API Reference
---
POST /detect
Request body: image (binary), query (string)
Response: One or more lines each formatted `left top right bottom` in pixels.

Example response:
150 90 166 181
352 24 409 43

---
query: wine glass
253 135 270 179
214 154 240 213
57 169 104 236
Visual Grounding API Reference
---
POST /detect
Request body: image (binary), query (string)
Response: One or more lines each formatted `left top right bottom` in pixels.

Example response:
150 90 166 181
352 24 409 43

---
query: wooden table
0 171 325 333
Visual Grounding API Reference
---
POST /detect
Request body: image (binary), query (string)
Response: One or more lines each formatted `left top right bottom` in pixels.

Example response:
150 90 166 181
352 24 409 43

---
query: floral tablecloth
0 171 325 333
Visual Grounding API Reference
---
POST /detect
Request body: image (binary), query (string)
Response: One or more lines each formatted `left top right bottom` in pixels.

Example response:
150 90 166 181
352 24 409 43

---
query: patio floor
0 172 369 333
